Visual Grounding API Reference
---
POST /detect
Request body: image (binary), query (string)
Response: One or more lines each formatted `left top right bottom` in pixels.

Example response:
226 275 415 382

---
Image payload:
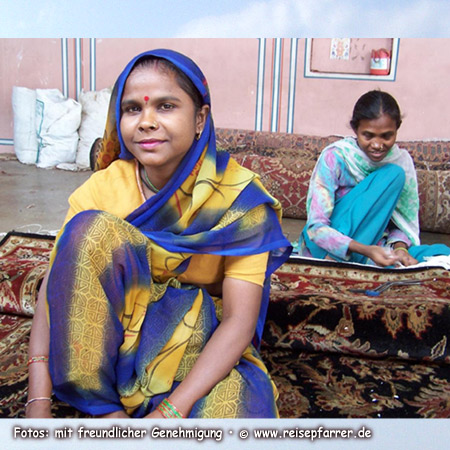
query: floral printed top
299 137 419 260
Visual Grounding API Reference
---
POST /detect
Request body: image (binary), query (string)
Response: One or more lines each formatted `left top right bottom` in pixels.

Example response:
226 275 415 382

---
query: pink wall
1 38 450 154
93 39 260 131
293 38 450 141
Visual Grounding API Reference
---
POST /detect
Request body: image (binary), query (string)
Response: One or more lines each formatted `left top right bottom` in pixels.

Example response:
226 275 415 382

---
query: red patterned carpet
0 232 449 418
261 258 450 418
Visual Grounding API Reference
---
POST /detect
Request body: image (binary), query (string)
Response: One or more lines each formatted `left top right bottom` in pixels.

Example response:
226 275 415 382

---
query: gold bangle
395 247 409 254
25 397 52 408
27 356 49 366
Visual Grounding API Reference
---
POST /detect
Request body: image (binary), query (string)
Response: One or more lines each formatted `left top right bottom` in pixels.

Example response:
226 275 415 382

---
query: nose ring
149 121 158 130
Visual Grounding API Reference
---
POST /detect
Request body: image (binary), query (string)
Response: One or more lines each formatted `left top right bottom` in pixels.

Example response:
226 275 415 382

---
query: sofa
0 128 449 418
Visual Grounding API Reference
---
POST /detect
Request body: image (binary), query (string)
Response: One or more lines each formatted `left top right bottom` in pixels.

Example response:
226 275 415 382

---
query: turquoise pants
303 164 450 264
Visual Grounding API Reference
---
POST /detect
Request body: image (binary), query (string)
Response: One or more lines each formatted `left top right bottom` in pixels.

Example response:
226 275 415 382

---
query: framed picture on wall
304 38 399 81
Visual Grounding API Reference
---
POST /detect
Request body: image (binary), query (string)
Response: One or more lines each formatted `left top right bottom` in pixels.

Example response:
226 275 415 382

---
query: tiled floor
0 156 90 235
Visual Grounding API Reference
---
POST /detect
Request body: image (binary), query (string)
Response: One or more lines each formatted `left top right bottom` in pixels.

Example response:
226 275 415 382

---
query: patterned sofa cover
216 128 450 235
0 128 449 418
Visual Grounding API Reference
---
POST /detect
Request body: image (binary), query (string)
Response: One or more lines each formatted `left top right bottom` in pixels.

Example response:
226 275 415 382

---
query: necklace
140 166 160 193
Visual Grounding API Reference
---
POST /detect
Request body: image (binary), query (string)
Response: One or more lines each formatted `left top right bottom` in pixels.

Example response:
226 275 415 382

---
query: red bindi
144 96 149 102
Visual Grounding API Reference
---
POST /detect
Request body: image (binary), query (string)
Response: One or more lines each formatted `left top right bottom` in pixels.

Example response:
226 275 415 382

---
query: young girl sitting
299 90 450 267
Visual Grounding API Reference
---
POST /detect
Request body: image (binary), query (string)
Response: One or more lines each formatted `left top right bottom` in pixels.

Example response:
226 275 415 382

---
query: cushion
399 140 450 170
0 233 54 317
233 154 314 220
417 169 450 234
216 128 340 163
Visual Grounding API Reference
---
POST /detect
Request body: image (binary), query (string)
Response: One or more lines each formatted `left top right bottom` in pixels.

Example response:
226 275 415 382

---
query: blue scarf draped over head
110 49 291 346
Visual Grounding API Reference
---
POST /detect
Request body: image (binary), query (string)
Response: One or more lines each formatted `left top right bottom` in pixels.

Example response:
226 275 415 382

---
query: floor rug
1 232 449 418
0 232 84 417
262 257 450 417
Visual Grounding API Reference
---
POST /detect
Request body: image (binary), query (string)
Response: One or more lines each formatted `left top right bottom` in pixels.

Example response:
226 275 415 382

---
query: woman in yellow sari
26 49 291 418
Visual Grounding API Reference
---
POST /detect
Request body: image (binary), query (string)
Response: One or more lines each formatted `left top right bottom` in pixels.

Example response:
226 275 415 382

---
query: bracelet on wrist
394 247 409 254
27 355 49 366
156 398 185 419
25 397 52 408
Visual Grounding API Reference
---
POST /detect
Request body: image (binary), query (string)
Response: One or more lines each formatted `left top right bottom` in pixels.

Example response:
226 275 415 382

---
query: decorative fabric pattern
264 259 450 362
398 139 450 171
48 212 278 418
233 154 316 220
0 314 87 419
262 348 450 418
0 234 449 419
0 232 54 316
416 169 450 233
215 128 340 162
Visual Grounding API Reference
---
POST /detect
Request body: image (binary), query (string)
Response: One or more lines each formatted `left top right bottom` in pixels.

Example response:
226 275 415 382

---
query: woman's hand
365 245 401 267
393 248 418 266
349 240 400 267
98 410 130 418
144 408 164 419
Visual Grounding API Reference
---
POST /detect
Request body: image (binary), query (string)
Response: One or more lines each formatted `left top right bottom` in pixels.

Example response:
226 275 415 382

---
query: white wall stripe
61 38 69 98
0 139 14 146
90 38 96 92
270 38 282 132
75 38 82 100
286 38 298 134
255 38 266 132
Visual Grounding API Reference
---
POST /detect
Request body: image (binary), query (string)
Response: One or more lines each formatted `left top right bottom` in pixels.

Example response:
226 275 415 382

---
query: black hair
131 56 204 112
350 90 402 132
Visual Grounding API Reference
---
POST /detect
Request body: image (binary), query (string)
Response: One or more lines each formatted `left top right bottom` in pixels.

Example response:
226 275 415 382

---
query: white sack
12 86 38 164
76 88 111 169
35 89 82 169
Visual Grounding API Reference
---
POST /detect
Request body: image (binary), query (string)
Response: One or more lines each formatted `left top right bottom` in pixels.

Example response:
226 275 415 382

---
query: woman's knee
65 210 119 234
61 210 139 249
379 163 405 188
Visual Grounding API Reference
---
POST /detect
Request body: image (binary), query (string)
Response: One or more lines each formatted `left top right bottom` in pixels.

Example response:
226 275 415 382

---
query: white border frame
304 38 400 81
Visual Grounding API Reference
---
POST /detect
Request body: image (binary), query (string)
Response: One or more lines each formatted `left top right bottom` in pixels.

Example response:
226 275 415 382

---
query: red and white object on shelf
370 49 391 75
